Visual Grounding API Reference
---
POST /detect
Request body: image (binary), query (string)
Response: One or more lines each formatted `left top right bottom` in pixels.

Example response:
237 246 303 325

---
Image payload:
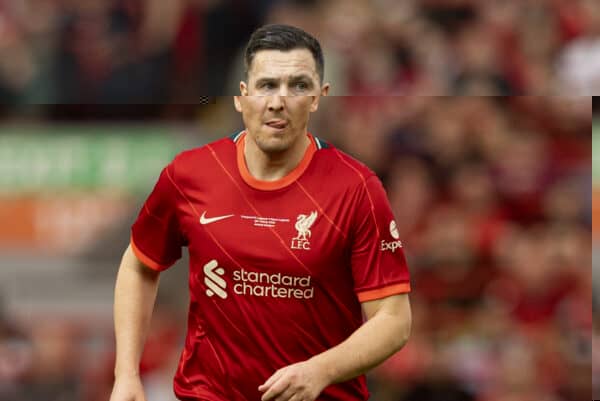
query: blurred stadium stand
0 0 599 104
0 96 592 401
0 0 595 400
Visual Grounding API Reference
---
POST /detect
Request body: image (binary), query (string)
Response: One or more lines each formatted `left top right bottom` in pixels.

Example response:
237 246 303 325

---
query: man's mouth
265 120 288 129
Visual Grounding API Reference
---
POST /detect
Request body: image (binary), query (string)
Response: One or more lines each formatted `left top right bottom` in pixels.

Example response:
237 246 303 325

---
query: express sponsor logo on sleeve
381 220 403 253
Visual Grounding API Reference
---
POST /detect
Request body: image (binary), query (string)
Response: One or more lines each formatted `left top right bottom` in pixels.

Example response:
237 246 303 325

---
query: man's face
234 48 329 154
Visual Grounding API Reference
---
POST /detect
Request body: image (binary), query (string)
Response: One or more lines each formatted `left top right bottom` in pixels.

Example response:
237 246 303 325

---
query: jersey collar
236 131 317 191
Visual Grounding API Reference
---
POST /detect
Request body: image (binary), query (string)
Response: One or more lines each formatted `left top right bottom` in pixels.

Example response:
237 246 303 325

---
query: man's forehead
249 49 319 81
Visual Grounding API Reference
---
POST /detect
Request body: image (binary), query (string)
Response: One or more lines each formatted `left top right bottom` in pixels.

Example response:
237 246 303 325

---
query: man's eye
261 82 276 89
294 82 308 90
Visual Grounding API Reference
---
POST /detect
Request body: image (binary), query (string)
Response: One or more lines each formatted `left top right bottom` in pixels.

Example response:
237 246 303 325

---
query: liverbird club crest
291 211 318 250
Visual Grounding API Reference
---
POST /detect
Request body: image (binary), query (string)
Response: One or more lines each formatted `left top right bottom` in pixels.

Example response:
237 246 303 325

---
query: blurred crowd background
0 0 595 400
0 96 592 401
0 0 599 106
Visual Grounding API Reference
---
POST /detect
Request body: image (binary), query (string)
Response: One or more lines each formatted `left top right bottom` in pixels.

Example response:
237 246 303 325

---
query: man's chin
256 138 291 154
250 129 305 154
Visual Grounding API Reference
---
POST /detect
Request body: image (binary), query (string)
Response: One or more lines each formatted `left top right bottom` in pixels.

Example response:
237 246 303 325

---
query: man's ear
310 83 330 112
240 81 249 96
233 96 242 112
234 81 248 112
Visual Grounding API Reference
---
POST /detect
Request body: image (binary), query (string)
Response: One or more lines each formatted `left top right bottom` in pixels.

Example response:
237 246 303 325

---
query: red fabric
131 133 411 401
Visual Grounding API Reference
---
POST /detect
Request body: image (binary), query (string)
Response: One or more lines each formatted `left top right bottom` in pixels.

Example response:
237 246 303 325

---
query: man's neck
244 133 311 182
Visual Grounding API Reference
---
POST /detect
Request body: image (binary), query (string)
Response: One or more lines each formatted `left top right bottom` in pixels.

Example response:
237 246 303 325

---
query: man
111 24 411 401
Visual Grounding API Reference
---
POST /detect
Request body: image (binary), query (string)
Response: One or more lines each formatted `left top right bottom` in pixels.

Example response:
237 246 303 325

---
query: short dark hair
244 24 324 84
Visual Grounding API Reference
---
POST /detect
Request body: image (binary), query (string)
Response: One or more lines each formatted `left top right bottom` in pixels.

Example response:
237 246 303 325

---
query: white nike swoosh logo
200 212 235 225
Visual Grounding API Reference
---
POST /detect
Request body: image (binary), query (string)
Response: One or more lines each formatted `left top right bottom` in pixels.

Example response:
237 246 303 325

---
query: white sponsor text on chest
233 269 314 299
241 215 290 228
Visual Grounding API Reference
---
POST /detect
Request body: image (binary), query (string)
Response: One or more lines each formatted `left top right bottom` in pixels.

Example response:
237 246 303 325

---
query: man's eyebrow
254 74 316 83
254 77 280 85
289 74 313 80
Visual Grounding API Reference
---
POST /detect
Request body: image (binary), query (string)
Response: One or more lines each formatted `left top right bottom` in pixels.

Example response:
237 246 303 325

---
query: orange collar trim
236 132 317 191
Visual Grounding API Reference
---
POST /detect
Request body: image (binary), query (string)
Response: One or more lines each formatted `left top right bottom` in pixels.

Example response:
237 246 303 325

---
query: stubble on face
237 49 327 156
253 132 298 154
247 98 313 155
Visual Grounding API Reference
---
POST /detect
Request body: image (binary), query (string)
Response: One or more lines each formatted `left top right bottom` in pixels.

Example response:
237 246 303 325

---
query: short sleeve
351 175 411 302
131 163 184 271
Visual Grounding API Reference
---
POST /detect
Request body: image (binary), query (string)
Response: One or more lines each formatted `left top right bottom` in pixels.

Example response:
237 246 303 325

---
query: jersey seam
165 163 201 218
333 149 380 238
295 181 348 240
143 202 169 225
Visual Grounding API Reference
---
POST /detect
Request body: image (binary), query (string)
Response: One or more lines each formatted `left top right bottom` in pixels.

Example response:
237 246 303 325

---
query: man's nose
267 95 285 112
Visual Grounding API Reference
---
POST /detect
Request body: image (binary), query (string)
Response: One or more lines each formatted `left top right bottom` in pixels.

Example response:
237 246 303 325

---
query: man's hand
110 375 147 401
259 359 331 401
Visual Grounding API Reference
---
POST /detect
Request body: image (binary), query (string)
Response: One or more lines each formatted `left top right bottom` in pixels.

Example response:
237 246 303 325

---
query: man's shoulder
171 134 237 166
167 135 238 180
312 138 377 186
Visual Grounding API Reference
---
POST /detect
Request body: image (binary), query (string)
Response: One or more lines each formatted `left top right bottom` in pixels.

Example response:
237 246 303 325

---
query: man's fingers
287 394 305 401
274 385 297 401
261 376 290 401
259 368 285 392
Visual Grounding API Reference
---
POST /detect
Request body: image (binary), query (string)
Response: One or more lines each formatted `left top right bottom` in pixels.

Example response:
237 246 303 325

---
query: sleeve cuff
130 236 172 272
356 282 411 302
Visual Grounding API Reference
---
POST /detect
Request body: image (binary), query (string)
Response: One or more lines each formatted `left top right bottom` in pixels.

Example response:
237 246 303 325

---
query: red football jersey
131 132 411 401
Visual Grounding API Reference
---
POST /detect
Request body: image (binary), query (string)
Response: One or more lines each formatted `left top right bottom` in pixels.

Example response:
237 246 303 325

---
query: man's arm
259 293 412 401
313 293 412 382
110 244 161 401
